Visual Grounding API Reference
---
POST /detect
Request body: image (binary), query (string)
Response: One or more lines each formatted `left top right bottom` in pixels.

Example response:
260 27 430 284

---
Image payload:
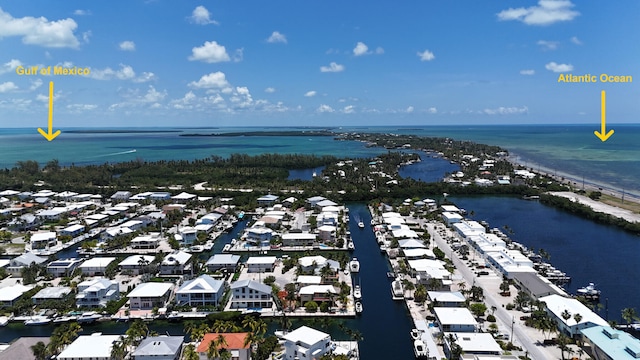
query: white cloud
304 90 317 97
520 69 535 75
142 86 166 103
320 62 345 73
119 40 136 51
133 72 156 83
90 64 154 82
188 41 230 63
189 71 230 89
0 59 22 74
264 87 276 93
353 42 369 56
0 8 80 48
29 78 43 90
483 106 528 115
406 106 414 113
66 103 97 112
497 0 579 26
267 31 287 44
0 82 18 93
233 48 243 63
109 86 167 111
545 61 573 72
73 10 91 16
537 40 559 50
427 107 437 114
190 6 218 25
82 30 91 43
570 36 582 45
375 47 385 55
317 104 335 113
417 49 435 61
342 105 355 114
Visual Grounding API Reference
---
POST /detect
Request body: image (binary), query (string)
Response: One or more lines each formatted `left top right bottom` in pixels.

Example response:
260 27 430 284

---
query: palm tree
561 309 571 322
573 313 582 325
457 281 467 296
110 336 128 360
622 307 638 326
556 333 570 360
206 338 221 360
30 341 47 360
182 344 199 360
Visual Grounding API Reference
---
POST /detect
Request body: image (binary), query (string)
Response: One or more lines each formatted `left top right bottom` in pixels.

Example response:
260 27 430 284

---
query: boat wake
92 149 137 158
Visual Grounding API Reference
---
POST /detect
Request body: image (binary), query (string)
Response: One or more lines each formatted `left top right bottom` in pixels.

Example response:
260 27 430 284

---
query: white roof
434 307 478 326
32 286 72 299
79 257 117 269
246 256 277 265
162 251 192 265
428 291 466 303
441 205 461 212
540 294 608 327
296 275 322 285
398 239 426 248
31 232 56 241
283 326 330 346
403 248 435 258
442 211 464 220
0 190 19 196
57 334 120 359
298 255 327 268
299 285 337 295
177 275 224 294
128 282 173 298
119 255 155 267
317 225 336 232
0 284 34 301
206 254 240 266
445 332 502 353
61 224 85 233
282 233 317 241
172 192 197 200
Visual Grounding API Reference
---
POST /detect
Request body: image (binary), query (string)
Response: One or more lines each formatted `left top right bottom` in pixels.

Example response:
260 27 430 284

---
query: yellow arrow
594 90 614 142
37 81 61 141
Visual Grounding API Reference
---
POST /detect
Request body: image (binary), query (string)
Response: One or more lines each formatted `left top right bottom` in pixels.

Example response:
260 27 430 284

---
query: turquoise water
1 125 639 194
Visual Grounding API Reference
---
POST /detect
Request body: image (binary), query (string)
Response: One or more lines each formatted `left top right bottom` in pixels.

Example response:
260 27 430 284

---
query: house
229 279 273 309
131 235 160 249
408 259 453 289
433 307 478 332
246 256 277 273
295 275 323 287
427 291 466 307
149 192 172 201
306 196 326 208
131 336 183 360
282 326 331 360
57 334 121 360
297 255 340 276
47 258 84 277
0 337 51 360
205 254 240 272
443 332 502 358
282 233 317 247
79 257 117 276
175 275 226 307
196 333 251 360
511 272 565 299
0 284 34 307
245 227 273 245
119 255 155 275
299 285 338 304
540 294 608 337
7 252 47 276
317 225 336 241
581 326 640 360
128 282 173 310
30 232 57 250
282 197 297 207
197 213 222 225
159 250 192 275
110 191 132 202
76 278 120 308
32 286 72 305
442 212 463 226
315 199 338 209
172 192 197 202
60 224 85 237
36 207 68 221
177 227 198 245
8 214 41 231
257 194 279 206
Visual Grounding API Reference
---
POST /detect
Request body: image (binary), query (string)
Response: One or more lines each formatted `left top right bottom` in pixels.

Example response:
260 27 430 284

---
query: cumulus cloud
483 106 528 115
304 90 317 97
119 40 135 51
90 64 155 82
417 49 435 61
316 104 334 113
570 36 582 45
375 47 385 54
497 0 579 26
189 71 230 89
82 30 91 43
30 78 43 90
0 59 22 74
109 86 167 111
320 62 344 73
545 61 573 72
520 69 535 75
0 8 81 48
342 105 355 114
190 6 218 25
0 82 18 93
406 106 414 113
264 87 275 93
66 103 97 112
267 31 287 44
353 42 369 56
189 41 231 63
537 40 559 50
73 10 91 16
427 107 437 114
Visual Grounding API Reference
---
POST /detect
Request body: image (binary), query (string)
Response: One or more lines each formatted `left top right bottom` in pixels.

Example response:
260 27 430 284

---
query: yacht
358 221 365 228
347 242 355 251
24 316 51 326
188 245 204 253
391 279 404 300
353 285 362 300
77 311 102 324
380 244 388 253
410 329 422 340
370 219 376 226
203 240 214 251
349 258 360 273
0 316 8 327
577 283 601 299
413 339 428 359
222 244 232 252
355 301 363 315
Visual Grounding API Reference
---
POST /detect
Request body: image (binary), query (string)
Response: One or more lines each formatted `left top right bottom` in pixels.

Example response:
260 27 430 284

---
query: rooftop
581 326 640 360
57 334 120 359
196 333 250 352
127 282 173 298
283 326 330 347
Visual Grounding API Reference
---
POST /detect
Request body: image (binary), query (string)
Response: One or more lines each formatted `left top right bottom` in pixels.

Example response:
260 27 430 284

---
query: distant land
66 130 184 134
180 130 335 137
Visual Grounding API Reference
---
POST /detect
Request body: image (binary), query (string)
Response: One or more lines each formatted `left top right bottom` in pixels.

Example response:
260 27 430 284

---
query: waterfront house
408 259 452 289
79 257 117 276
484 249 535 279
76 278 120 308
132 336 183 360
60 224 85 238
398 238 427 249
245 227 273 245
172 192 196 202
160 250 192 275
299 285 338 304
511 272 565 299
32 286 72 305
47 258 84 277
246 256 277 273
8 213 41 231
175 274 226 307
295 275 323 287
119 255 155 275
427 291 466 307
317 225 336 241
131 235 160 249
197 213 223 225
540 294 608 338
57 334 121 360
402 248 436 260
110 191 132 202
315 199 338 209
441 205 462 213
30 231 57 250
128 282 174 310
282 233 317 247
443 332 502 358
442 212 463 226
0 337 51 360
102 226 134 241
205 254 240 273
434 307 478 332
36 207 68 221
282 326 331 360
306 196 327 208
177 226 198 245
581 326 640 360
7 252 47 276
229 279 273 309
0 284 34 307
257 194 279 206
196 333 251 360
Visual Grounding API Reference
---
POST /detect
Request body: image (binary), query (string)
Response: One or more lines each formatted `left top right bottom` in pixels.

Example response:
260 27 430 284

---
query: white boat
0 316 8 326
188 245 204 253
380 244 387 253
413 339 428 358
347 242 355 251
24 316 51 326
577 282 601 299
222 244 231 252
358 221 365 228
410 329 422 340
203 241 214 251
230 238 237 245
355 301 363 315
77 311 102 323
349 258 360 273
353 285 362 300
53 315 78 323
370 219 376 226
392 279 404 300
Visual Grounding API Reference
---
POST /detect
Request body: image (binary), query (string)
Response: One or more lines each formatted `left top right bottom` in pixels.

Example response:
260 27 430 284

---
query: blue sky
0 0 638 127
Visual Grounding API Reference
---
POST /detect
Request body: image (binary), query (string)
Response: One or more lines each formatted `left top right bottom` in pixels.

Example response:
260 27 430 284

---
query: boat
349 258 360 273
230 238 237 245
410 329 422 340
577 282 601 299
188 245 204 253
380 244 388 253
370 219 376 226
355 301 363 315
358 221 365 228
203 240 214 251
53 315 78 323
77 311 102 323
222 244 231 252
347 242 355 251
0 316 8 326
386 272 395 279
413 339 428 359
343 268 349 275
391 279 404 300
353 285 362 300
167 311 182 322
24 316 51 326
